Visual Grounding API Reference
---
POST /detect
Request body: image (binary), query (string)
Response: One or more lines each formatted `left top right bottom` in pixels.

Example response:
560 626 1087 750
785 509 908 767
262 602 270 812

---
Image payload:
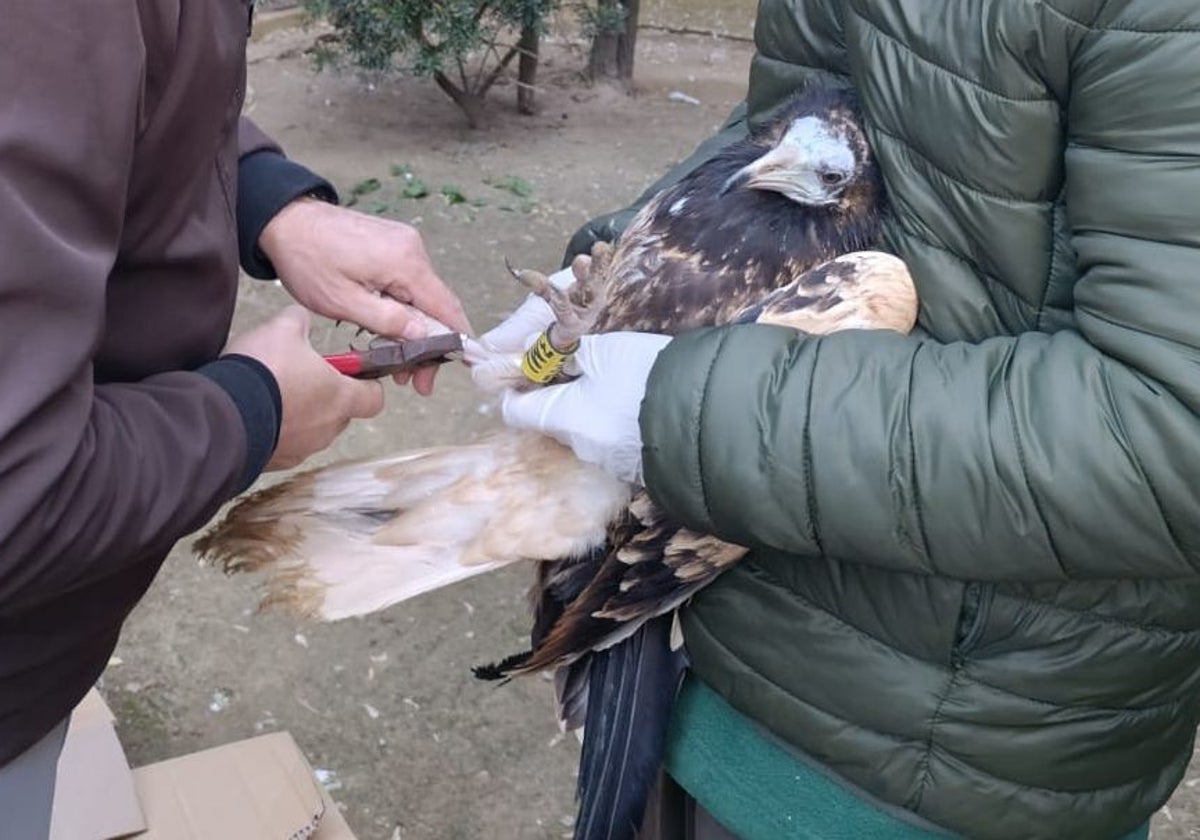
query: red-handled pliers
323 333 465 379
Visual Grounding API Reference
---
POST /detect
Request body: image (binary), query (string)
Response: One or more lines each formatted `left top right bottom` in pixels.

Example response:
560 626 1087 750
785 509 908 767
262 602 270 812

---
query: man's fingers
337 284 428 341
395 267 473 335
500 388 540 430
388 363 436 395
412 364 439 396
344 378 385 419
500 384 567 433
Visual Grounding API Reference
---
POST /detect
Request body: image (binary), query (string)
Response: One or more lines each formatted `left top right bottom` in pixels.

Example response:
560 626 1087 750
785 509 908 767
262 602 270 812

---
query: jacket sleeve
236 117 339 278
641 24 1200 582
562 104 750 266
0 4 268 610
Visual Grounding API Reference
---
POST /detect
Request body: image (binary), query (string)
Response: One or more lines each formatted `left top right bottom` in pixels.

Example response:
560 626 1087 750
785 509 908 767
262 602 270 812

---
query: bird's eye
818 170 846 187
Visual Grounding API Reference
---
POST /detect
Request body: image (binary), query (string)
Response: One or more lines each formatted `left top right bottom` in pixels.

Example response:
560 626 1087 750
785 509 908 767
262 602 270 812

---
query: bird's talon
505 256 551 297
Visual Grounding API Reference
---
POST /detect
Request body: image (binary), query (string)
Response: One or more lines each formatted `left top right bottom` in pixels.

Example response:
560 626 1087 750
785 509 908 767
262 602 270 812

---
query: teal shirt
665 677 1152 840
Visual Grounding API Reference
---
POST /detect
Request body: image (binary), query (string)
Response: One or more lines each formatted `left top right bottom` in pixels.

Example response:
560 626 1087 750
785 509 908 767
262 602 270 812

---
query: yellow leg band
521 330 578 384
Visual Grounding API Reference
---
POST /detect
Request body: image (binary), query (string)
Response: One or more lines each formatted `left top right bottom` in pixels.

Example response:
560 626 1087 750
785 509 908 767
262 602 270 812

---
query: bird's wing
732 250 918 335
482 493 747 679
195 429 632 621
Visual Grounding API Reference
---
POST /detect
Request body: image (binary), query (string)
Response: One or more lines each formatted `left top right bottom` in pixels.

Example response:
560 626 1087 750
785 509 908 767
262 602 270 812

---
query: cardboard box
49 689 356 840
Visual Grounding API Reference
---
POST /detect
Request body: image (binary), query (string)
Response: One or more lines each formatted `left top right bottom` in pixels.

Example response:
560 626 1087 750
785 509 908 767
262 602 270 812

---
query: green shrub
308 0 558 127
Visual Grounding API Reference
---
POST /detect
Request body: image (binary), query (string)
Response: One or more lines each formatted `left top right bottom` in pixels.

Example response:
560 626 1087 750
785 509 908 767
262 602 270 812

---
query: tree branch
472 0 494 29
478 45 519 97
433 69 484 129
457 55 469 91
470 38 501 90
433 69 466 103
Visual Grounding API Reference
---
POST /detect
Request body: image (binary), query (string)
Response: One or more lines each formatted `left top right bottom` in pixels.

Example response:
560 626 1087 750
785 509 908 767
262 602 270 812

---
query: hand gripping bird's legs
506 242 610 384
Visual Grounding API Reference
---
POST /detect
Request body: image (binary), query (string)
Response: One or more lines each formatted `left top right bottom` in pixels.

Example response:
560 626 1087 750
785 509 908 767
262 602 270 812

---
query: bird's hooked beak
721 116 857 206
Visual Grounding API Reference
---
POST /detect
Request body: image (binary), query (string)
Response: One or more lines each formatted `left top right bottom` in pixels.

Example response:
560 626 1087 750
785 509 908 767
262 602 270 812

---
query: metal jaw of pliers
323 333 465 379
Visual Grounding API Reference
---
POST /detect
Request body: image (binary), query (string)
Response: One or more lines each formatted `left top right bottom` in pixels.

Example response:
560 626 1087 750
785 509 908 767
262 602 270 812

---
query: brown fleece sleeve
234 117 339 278
238 116 282 157
0 3 250 609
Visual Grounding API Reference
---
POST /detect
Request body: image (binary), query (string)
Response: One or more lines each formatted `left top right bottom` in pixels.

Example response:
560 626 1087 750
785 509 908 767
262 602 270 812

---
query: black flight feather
574 616 686 840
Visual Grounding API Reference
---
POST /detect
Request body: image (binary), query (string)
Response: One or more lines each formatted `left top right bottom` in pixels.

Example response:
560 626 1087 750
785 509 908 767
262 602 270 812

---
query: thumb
500 384 570 436
342 377 385 420
278 304 312 336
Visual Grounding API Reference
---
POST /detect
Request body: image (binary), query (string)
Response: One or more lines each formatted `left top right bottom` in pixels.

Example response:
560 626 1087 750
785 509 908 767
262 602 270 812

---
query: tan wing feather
195 430 632 620
748 251 918 335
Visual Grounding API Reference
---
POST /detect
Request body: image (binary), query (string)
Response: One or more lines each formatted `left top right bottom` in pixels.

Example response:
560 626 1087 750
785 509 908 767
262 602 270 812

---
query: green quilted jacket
567 1 1200 838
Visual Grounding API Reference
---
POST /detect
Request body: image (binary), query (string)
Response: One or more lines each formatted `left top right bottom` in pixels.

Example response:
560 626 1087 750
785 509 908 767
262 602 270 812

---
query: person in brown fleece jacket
0 3 471 835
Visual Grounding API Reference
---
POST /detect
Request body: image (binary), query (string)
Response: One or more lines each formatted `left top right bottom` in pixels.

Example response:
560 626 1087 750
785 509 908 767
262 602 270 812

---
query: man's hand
224 306 385 471
500 331 671 485
258 198 471 395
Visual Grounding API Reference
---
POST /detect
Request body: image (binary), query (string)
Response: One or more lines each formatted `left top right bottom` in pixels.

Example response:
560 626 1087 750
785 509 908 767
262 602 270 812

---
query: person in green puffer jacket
501 1 1200 838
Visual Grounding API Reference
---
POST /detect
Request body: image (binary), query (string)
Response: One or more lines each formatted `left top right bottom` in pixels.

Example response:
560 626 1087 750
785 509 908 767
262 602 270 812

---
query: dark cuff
237 150 339 279
198 354 282 493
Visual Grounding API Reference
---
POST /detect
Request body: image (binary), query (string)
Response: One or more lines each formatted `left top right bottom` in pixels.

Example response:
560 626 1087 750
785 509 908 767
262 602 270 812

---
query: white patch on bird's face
669 197 688 216
725 115 859 206
780 116 856 177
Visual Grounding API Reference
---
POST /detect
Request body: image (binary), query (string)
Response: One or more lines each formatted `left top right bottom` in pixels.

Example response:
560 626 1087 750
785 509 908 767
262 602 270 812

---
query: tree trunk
457 93 485 129
588 0 638 88
588 0 620 80
433 71 485 129
517 24 539 115
615 0 638 81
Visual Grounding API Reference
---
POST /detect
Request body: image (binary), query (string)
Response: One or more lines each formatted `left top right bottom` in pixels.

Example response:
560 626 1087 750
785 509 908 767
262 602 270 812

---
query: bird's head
722 90 875 209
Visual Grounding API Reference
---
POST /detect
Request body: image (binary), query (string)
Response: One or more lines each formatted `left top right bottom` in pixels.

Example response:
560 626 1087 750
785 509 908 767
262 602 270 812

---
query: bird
195 82 918 839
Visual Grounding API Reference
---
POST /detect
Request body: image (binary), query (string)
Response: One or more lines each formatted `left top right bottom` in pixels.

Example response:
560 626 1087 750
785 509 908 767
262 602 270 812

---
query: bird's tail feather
574 615 687 840
194 429 632 622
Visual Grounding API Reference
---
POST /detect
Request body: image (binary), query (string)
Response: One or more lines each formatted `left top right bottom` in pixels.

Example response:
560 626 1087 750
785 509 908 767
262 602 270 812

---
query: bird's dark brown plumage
592 86 883 336
478 83 888 683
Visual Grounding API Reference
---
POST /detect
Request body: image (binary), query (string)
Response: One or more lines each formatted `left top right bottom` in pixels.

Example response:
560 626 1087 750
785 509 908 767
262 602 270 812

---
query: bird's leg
562 241 611 345
498 242 610 386
469 244 612 392
507 241 610 351
465 248 599 393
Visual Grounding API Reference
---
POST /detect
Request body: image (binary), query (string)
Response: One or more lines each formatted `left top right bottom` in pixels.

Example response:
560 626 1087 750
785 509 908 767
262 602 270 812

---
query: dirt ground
103 14 1200 840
